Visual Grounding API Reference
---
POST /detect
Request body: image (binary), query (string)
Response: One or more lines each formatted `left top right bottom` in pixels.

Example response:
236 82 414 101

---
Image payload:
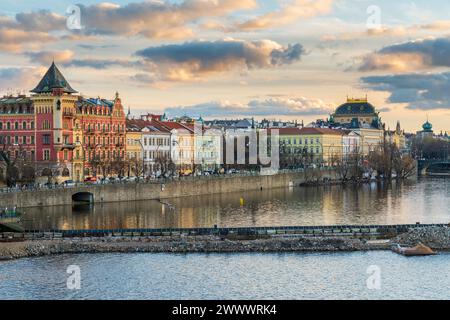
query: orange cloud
235 0 334 31
0 28 56 53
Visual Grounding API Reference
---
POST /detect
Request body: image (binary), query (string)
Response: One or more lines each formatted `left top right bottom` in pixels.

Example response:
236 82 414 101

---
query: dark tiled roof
76 97 114 108
0 96 32 105
31 62 77 94
334 101 376 115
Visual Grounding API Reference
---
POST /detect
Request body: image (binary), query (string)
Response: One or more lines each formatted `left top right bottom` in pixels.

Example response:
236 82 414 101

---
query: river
2 177 449 300
21 177 450 230
1 251 449 299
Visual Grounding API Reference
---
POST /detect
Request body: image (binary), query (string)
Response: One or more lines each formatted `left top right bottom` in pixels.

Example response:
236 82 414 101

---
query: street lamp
134 139 145 179
172 140 182 176
75 141 85 181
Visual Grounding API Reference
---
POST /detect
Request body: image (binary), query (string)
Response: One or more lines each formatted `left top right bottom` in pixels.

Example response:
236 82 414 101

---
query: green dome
422 121 432 131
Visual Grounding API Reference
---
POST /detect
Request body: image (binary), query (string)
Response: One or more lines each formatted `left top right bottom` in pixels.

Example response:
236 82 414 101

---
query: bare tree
110 156 127 178
0 143 36 186
393 154 416 179
368 141 415 180
155 154 175 177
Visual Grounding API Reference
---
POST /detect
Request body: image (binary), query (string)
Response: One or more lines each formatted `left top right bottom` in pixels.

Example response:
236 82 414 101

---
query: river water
2 177 449 300
21 177 450 230
1 251 449 299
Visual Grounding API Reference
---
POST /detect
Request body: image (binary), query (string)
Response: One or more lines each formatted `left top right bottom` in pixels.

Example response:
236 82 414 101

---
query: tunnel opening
72 192 94 203
427 163 450 175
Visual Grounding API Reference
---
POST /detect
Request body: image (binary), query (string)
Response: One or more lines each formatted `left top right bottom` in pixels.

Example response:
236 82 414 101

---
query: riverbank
0 170 337 208
1 226 448 260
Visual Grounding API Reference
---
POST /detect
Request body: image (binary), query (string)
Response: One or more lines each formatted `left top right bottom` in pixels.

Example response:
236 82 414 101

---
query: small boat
392 243 437 256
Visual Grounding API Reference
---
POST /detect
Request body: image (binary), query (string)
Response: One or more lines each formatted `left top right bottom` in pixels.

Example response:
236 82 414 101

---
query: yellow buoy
240 197 245 206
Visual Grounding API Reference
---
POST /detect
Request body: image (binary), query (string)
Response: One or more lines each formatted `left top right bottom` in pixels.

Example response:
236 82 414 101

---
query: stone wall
0 170 337 208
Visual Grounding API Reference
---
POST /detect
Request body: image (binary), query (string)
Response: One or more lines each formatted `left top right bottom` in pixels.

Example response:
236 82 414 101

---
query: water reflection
21 177 450 230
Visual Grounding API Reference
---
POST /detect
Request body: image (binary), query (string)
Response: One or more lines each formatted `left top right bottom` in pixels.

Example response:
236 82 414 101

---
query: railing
0 167 337 194
19 223 450 239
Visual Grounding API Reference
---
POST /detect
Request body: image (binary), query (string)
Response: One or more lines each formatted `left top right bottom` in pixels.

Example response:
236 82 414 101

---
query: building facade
0 62 127 184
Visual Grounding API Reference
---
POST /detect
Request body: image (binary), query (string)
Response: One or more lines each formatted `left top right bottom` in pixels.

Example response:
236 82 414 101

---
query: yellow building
387 121 406 151
277 128 343 165
328 97 384 156
354 128 384 155
125 130 143 176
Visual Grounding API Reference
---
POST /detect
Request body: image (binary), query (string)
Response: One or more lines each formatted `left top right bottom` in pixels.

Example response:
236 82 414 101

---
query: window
14 122 18 130
30 121 34 129
42 120 50 130
22 121 27 129
43 149 50 160
0 122 2 130
43 134 50 145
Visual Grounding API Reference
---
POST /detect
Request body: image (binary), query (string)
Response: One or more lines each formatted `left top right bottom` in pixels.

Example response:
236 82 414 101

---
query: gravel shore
392 226 450 249
1 226 448 261
0 235 387 260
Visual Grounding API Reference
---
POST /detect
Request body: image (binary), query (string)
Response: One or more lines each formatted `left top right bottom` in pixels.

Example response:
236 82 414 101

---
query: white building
141 125 171 176
342 130 361 159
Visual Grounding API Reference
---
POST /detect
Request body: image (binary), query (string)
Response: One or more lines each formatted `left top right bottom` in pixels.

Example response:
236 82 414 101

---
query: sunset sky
1 0 449 132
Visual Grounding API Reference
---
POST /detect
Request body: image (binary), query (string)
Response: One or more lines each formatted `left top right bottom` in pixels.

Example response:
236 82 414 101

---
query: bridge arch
72 192 94 203
425 162 450 175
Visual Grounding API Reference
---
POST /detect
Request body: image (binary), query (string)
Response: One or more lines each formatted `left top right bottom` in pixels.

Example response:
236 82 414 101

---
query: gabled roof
31 62 77 94
157 121 194 133
126 119 171 133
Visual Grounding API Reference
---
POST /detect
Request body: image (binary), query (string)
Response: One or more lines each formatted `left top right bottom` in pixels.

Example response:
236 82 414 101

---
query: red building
0 62 127 185
73 94 126 180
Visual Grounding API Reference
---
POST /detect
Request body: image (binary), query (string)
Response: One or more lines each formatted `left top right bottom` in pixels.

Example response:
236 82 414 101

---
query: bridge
417 159 450 176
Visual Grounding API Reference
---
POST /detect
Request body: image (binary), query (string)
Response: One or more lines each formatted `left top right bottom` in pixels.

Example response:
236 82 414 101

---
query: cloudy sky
1 0 449 132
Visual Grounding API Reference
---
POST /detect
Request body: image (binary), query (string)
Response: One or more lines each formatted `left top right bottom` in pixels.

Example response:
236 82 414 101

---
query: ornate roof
422 120 433 131
334 98 376 115
31 62 77 94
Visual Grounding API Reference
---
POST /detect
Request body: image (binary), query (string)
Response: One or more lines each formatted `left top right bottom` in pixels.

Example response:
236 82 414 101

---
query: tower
30 62 78 178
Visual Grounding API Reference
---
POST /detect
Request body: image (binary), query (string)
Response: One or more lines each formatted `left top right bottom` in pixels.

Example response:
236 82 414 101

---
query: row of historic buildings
0 63 417 183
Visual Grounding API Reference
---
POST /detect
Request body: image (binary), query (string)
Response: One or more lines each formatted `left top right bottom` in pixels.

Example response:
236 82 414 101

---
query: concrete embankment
0 171 337 208
1 226 449 260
